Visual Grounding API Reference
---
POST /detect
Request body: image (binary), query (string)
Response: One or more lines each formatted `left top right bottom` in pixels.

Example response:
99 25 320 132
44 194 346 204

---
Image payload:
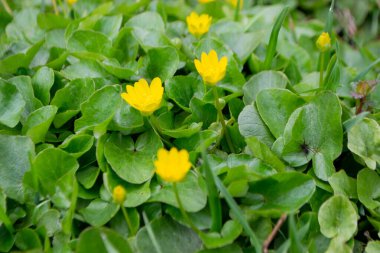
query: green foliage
0 0 379 252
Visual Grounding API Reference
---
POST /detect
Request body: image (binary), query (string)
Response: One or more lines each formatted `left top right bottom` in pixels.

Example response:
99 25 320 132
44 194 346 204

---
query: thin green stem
57 0 67 17
172 182 201 234
51 0 59 15
319 52 325 89
0 0 13 16
142 211 163 253
234 0 241 21
121 206 135 236
212 87 236 153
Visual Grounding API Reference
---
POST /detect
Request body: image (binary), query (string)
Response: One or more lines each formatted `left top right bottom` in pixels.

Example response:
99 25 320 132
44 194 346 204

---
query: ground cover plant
0 0 379 252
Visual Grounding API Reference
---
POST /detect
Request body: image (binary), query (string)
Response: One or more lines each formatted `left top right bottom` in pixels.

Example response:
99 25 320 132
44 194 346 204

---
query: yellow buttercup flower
112 185 126 205
186 12 212 37
194 50 228 85
198 0 215 3
67 0 77 5
316 32 331 52
154 148 192 182
121 77 164 115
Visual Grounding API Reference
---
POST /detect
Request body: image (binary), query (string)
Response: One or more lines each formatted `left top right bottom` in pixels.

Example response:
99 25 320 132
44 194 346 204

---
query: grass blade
263 7 290 70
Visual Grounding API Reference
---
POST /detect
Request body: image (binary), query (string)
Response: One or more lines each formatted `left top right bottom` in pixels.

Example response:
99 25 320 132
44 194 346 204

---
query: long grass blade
263 7 290 70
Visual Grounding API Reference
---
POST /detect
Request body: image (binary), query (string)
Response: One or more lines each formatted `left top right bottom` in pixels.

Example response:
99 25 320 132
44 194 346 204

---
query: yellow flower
154 148 192 182
121 77 164 115
316 32 331 52
186 12 212 37
228 0 243 8
67 0 77 5
198 0 215 3
194 50 228 85
112 185 126 205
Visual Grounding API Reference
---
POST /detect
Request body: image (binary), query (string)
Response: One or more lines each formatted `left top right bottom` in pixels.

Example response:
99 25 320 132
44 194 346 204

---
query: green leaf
281 92 342 180
161 122 203 138
51 78 95 128
14 228 42 251
244 171 316 216
0 40 44 75
325 237 351 253
190 97 217 129
0 79 26 128
32 148 79 194
149 172 207 213
79 199 119 227
32 66 54 105
238 104 275 147
77 166 100 189
165 75 204 111
243 70 289 105
245 136 286 172
37 13 70 30
7 76 40 123
58 134 94 158
22 105 58 144
199 220 242 249
136 217 202 253
347 118 380 170
0 135 35 202
104 170 151 207
0 226 14 252
146 46 179 81
67 30 112 58
74 85 121 134
357 168 380 210
61 59 110 80
104 131 162 184
365 241 380 253
76 227 133 253
318 195 358 241
219 32 262 62
197 244 243 253
328 170 357 199
256 88 304 138
108 102 144 132
100 58 136 79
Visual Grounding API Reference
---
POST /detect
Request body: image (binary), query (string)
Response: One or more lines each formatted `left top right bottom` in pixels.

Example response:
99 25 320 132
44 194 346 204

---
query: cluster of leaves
0 0 379 252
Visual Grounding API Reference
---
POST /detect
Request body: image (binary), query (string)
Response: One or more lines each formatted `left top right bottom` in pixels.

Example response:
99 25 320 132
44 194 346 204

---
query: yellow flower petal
121 78 163 115
186 12 212 37
194 50 228 85
155 147 192 182
112 185 126 205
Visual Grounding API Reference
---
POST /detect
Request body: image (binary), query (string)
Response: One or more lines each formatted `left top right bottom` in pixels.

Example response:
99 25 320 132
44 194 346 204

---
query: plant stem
319 52 325 89
57 0 67 17
0 0 13 16
212 87 236 153
172 182 201 234
121 206 135 236
51 0 59 15
234 0 241 21
263 214 287 253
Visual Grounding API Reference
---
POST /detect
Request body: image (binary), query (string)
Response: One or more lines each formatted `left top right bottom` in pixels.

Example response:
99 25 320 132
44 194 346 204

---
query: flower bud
316 32 331 52
112 185 126 205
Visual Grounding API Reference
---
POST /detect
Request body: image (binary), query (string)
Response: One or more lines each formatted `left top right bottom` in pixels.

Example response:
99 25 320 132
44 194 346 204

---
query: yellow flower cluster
154 148 192 182
121 78 164 115
316 32 331 52
186 12 212 37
